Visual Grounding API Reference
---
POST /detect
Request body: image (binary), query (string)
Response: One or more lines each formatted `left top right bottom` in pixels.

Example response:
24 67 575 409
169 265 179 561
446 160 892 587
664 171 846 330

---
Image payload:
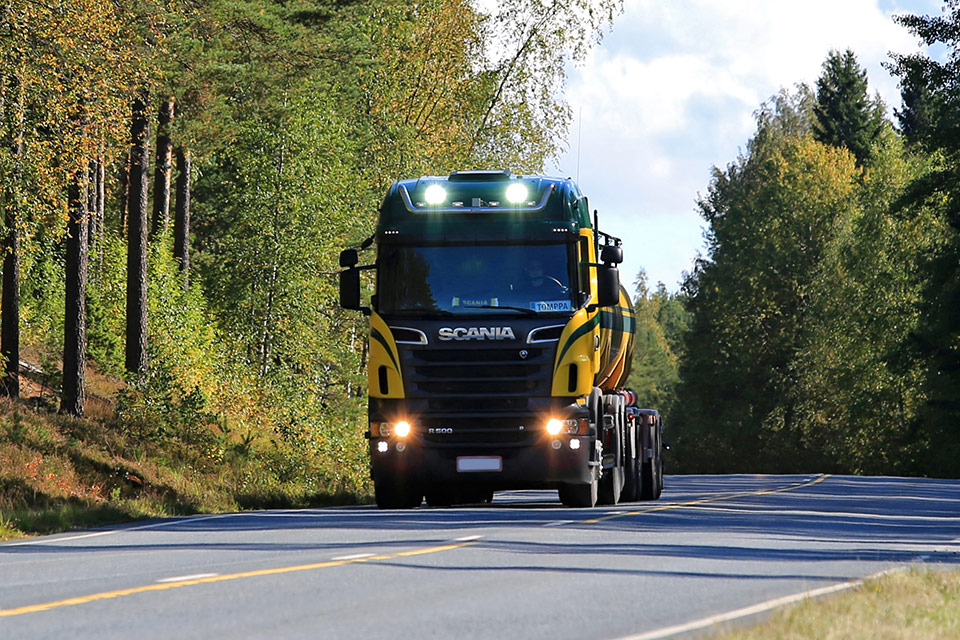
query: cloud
552 0 942 291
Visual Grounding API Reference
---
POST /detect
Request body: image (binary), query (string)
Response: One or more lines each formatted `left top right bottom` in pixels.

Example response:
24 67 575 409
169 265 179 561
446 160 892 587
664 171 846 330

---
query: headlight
394 421 411 438
546 419 563 435
546 418 585 435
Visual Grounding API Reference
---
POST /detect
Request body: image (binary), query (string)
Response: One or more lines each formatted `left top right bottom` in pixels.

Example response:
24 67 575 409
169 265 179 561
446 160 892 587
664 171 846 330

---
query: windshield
377 244 575 315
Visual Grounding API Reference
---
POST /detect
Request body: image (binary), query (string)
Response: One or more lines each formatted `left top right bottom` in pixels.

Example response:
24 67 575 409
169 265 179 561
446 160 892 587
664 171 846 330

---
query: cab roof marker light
397 182 554 214
506 183 528 204
424 184 447 205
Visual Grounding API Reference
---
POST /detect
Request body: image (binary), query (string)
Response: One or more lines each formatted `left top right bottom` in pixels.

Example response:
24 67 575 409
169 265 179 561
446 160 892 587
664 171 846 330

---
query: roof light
424 184 446 205
506 183 528 204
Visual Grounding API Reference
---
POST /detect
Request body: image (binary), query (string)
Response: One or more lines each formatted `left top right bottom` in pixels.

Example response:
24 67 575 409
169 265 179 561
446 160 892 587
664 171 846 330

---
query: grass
714 567 960 639
0 368 371 542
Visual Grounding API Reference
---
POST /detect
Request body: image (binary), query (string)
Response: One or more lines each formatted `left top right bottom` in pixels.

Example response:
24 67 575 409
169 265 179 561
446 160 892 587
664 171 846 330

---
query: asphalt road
2 474 959 639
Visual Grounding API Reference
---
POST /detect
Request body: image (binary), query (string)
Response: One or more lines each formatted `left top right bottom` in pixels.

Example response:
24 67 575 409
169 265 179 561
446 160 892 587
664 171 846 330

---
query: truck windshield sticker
453 297 499 308
530 300 572 312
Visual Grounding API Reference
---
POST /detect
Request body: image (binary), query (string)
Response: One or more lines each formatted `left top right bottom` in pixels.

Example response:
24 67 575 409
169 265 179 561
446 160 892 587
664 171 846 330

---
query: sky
549 0 947 293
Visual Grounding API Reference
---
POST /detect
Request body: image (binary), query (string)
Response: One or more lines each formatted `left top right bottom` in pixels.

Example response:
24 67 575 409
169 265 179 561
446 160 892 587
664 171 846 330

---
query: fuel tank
595 284 636 390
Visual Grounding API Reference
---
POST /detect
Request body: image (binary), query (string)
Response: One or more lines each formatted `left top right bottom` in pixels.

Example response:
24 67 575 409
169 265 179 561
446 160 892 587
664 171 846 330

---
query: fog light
377 441 389 453
546 419 563 435
394 421 411 438
551 439 562 450
396 442 406 452
569 438 580 450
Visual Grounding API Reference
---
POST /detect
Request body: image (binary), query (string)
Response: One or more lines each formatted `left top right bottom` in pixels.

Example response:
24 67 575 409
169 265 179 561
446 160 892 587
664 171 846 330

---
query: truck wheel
640 429 662 500
620 401 640 502
374 477 423 509
559 474 598 508
597 395 623 505
656 430 665 496
598 466 622 505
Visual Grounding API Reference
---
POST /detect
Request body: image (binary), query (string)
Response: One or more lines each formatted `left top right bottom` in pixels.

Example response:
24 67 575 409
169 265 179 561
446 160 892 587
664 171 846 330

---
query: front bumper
369 435 594 489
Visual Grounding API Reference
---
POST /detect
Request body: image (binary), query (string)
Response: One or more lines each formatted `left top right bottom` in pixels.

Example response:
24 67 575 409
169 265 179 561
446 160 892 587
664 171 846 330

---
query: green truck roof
376 172 592 243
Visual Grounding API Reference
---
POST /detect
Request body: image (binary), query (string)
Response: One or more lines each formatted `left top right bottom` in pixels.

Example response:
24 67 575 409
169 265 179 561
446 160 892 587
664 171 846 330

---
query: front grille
398 343 555 446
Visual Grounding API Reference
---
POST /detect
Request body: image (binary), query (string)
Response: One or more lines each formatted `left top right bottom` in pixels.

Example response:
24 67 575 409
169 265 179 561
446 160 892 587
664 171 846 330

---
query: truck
338 170 664 508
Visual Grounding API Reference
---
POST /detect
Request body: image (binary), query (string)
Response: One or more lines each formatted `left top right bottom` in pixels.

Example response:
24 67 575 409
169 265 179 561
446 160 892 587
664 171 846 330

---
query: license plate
457 456 502 472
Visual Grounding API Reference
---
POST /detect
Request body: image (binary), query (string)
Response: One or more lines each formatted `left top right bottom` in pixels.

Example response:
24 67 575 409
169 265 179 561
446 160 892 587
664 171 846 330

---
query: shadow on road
3 475 958 572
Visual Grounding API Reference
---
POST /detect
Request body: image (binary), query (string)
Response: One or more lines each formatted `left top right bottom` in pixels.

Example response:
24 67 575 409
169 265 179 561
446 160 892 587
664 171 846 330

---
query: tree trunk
173 147 191 288
126 93 150 379
86 158 99 275
62 166 89 416
96 155 105 272
1 72 24 399
151 96 174 239
119 148 130 233
1 206 19 399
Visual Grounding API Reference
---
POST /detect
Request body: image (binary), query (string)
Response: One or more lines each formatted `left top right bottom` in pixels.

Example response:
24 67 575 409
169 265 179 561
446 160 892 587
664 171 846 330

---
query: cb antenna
576 105 583 183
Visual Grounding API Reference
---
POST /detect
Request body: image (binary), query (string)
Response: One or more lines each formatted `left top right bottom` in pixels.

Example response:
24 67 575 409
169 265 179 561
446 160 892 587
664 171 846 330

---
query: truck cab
339 171 651 508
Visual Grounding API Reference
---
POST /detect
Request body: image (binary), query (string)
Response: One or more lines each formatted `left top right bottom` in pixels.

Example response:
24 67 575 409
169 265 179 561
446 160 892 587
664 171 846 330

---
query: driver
524 258 548 289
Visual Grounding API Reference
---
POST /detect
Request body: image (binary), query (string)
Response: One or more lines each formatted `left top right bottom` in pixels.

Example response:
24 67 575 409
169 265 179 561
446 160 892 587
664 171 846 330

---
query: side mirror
597 265 620 307
340 248 359 268
600 244 623 265
339 268 362 310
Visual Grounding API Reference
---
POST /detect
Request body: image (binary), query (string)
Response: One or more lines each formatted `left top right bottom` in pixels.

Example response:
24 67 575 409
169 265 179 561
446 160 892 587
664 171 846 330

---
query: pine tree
61 166 88 416
813 49 884 165
125 94 150 379
173 147 191 287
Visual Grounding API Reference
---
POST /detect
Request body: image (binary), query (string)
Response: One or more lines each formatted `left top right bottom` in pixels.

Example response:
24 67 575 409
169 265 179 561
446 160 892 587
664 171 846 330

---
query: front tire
559 473 598 508
375 476 423 509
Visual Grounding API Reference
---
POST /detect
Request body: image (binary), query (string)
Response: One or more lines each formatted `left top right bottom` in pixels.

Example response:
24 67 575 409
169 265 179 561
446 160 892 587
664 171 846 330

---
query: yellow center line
582 474 830 524
0 541 477 618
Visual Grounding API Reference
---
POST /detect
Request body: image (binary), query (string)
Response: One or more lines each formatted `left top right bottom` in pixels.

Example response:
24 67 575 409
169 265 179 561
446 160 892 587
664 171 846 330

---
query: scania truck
338 171 664 508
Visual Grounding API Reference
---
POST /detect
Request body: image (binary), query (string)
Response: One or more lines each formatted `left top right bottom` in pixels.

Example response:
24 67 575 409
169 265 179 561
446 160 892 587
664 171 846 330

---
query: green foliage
1 0 628 514
888 1 960 477
813 49 886 166
672 35 960 476
626 271 689 414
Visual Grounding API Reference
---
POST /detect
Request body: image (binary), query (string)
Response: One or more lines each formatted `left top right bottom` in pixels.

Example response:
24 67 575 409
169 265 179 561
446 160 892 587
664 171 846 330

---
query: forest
632 6 960 478
0 0 620 523
0 0 958 534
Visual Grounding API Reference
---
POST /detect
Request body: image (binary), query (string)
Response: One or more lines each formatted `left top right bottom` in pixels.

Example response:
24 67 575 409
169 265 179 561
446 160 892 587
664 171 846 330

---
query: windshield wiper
461 304 538 316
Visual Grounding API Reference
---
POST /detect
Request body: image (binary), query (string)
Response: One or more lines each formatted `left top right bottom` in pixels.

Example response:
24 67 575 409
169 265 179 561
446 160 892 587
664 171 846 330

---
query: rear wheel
374 476 423 509
598 395 624 505
620 402 640 502
640 427 663 501
598 465 622 505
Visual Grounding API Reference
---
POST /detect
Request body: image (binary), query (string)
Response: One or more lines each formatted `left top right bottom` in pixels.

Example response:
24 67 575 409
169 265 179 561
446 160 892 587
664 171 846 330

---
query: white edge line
615 569 901 640
455 535 484 542
543 520 574 527
156 573 219 583
331 553 375 561
3 513 235 547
